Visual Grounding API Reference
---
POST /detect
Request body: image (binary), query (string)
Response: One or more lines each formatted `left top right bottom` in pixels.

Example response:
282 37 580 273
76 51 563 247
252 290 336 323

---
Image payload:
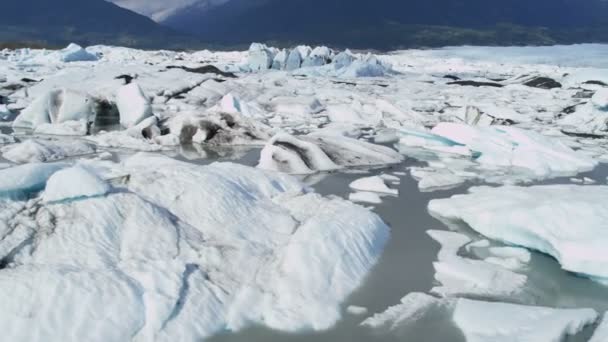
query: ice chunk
429 185 608 282
365 294 596 342
350 176 398 195
285 48 303 71
2 139 96 163
302 46 331 68
332 50 355 69
248 43 274 71
347 306 368 316
0 104 13 121
349 191 382 204
453 298 597 342
338 54 391 78
271 49 288 70
362 293 447 330
258 133 403 174
410 168 467 192
60 43 99 63
116 83 153 128
13 89 97 130
0 162 66 197
427 230 531 301
42 166 110 203
219 93 250 117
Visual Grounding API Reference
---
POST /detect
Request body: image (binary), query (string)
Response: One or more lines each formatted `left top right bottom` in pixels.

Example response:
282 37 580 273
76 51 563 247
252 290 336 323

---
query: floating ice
427 230 532 301
349 191 382 204
410 168 467 192
346 306 368 316
349 176 398 195
364 293 597 342
42 165 110 203
429 185 608 282
453 298 597 342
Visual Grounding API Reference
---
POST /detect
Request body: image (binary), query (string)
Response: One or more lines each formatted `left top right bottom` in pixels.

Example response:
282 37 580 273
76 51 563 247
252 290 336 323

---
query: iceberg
271 49 288 70
12 89 97 130
285 48 303 71
247 43 274 71
117 82 153 128
42 165 110 203
60 43 99 63
429 185 608 282
258 133 403 174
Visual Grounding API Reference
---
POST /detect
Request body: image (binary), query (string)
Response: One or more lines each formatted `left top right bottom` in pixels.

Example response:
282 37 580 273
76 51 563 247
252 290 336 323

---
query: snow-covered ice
0 153 389 340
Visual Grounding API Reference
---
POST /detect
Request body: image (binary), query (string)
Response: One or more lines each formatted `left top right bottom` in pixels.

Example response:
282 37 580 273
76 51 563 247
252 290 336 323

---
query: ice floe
429 185 608 283
363 292 598 342
349 176 398 195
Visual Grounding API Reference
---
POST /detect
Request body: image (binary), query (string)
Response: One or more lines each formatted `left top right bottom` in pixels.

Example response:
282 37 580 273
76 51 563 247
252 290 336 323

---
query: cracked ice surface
0 154 389 341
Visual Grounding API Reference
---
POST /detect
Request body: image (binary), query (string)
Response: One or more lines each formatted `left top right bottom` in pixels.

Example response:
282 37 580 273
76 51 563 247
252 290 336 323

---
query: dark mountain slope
0 0 200 49
163 0 608 49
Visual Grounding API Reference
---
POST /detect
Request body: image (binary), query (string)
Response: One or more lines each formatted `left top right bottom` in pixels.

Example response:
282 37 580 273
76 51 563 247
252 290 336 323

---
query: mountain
161 0 608 49
0 0 200 49
107 0 230 22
